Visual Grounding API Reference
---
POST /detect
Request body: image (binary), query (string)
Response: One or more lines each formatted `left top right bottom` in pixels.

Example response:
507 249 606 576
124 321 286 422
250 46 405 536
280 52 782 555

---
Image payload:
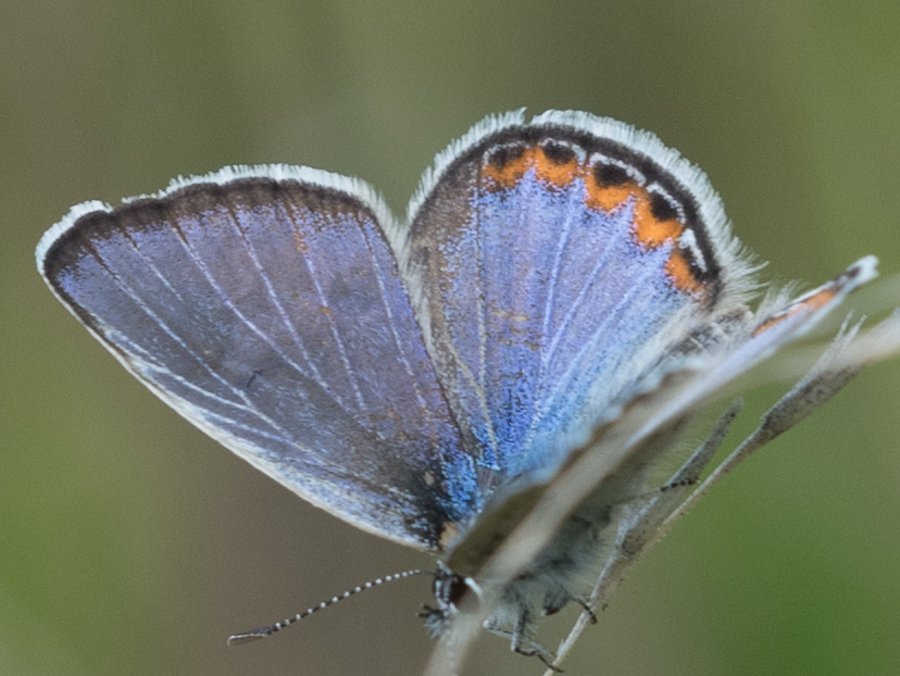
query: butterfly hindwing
405 111 753 483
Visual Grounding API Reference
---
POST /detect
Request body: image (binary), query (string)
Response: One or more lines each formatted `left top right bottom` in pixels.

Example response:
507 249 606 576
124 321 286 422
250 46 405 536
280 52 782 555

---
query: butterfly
36 110 898 672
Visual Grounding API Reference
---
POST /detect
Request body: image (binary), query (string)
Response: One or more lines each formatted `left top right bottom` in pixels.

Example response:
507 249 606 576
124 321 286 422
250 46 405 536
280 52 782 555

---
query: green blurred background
3 2 899 674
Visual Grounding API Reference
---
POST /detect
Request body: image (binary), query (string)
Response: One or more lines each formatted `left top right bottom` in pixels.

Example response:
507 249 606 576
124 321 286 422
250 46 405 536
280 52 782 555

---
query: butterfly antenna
227 568 429 646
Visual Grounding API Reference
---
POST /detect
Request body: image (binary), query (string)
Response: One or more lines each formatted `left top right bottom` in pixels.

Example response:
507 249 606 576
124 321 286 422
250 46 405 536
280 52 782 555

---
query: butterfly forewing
38 169 478 548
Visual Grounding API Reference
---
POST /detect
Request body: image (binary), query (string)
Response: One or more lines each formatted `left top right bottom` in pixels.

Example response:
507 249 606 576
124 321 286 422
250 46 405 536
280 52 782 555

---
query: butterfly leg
569 596 598 624
484 611 562 671
542 588 597 624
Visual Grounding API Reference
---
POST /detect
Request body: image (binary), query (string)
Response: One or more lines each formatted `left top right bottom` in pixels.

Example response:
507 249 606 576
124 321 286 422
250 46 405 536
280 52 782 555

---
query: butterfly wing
404 110 756 485
37 166 478 549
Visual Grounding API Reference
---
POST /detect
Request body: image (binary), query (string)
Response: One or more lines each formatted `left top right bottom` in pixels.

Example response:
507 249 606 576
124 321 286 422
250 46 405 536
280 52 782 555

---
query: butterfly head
422 562 483 637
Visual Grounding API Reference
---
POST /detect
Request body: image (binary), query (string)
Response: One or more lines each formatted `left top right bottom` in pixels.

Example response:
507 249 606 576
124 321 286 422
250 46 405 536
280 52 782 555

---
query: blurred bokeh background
3 2 900 674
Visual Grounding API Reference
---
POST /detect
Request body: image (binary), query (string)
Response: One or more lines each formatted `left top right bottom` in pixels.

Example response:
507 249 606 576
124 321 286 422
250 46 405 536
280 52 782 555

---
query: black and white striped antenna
227 568 429 645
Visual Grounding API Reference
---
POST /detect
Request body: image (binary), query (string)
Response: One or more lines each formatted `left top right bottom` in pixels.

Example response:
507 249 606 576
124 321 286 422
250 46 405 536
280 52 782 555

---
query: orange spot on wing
806 288 837 308
584 179 636 211
482 147 535 189
633 197 684 248
752 288 838 336
584 161 683 247
584 158 640 211
585 179 684 247
533 146 578 188
665 250 704 294
483 145 580 190
752 316 781 336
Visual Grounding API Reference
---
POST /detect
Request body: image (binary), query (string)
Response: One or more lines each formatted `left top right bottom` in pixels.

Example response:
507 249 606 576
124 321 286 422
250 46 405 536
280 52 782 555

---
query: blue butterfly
37 110 892 670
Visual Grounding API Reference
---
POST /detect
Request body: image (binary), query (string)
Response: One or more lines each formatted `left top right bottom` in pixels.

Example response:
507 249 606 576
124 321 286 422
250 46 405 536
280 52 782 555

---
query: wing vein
475 168 500 465
225 197 319 379
542 201 632 371
278 195 367 412
92 229 291 440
